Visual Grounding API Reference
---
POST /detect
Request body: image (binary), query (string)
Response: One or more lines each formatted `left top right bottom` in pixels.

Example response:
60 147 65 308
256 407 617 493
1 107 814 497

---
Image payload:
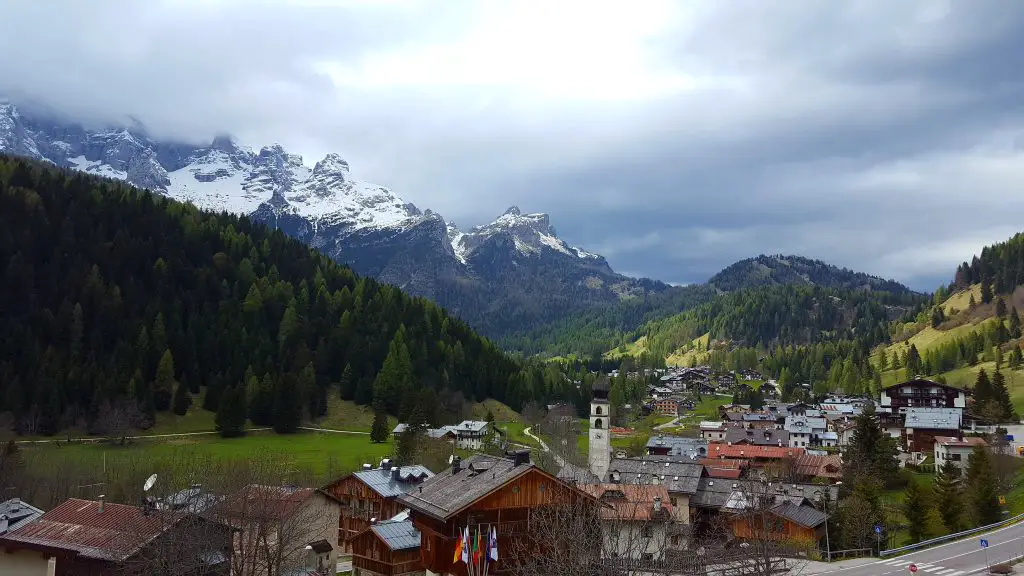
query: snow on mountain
459 206 601 261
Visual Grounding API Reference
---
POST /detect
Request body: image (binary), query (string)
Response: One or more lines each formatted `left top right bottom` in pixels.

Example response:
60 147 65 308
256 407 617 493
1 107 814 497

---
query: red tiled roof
709 443 804 460
216 485 316 525
582 484 673 521
704 467 743 479
792 454 843 479
699 458 746 470
1 498 175 561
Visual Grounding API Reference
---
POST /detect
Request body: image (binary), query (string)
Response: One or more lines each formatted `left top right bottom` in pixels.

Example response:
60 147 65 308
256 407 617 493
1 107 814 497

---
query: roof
646 435 709 458
348 465 434 498
792 454 843 479
370 519 420 551
582 484 673 521
709 443 804 460
557 462 601 484
723 427 790 447
770 502 827 528
934 436 988 448
742 413 776 422
691 478 836 510
1 498 181 561
449 421 490 435
700 421 725 430
904 407 962 430
216 485 318 524
309 539 333 554
704 467 743 479
784 416 827 434
608 457 703 494
0 498 44 535
162 486 223 514
397 455 554 521
883 378 971 394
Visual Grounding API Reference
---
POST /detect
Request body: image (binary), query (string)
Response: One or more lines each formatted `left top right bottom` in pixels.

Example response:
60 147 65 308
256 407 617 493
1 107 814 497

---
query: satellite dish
448 454 455 464
143 474 158 492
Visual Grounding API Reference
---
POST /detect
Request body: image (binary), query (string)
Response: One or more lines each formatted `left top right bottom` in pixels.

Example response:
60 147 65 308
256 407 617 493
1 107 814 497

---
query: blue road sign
874 525 883 535
981 539 989 548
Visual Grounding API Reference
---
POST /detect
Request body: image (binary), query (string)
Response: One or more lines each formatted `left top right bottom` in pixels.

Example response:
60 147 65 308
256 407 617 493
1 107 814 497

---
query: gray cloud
2 0 1023 291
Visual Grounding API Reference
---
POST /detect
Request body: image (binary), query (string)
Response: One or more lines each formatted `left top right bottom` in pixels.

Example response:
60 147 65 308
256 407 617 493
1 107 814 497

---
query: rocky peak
503 205 521 216
210 133 238 153
313 153 350 177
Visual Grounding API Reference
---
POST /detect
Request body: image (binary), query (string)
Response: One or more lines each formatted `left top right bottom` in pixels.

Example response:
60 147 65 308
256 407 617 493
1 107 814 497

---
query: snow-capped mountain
0 100 667 338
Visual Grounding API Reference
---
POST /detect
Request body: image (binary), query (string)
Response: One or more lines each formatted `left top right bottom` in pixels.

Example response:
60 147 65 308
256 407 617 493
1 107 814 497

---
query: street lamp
814 489 831 562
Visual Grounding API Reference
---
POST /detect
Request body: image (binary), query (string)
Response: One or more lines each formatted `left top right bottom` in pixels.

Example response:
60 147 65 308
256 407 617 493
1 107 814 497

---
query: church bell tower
589 378 611 481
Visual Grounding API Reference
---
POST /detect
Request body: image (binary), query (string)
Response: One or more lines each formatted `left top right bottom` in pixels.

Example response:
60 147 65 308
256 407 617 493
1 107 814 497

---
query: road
653 416 682 431
802 520 1024 576
523 426 567 468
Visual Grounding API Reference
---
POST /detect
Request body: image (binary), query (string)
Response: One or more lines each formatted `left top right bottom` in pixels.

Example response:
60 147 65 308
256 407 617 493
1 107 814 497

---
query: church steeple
589 377 611 481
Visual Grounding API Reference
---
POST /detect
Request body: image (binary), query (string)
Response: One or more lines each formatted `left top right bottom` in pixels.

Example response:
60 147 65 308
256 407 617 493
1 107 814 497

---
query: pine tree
153 350 175 412
975 369 993 404
906 344 922 378
339 363 354 400
966 447 1001 526
981 279 993 304
992 369 1017 422
272 375 302 434
372 328 414 414
844 405 899 486
216 385 246 438
171 379 191 416
1010 346 1023 370
1011 307 1022 339
903 480 931 543
934 458 964 532
996 297 1007 318
371 410 390 443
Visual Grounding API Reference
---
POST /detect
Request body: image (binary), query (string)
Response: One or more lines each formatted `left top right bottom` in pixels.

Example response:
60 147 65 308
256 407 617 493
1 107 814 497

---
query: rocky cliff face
0 100 667 338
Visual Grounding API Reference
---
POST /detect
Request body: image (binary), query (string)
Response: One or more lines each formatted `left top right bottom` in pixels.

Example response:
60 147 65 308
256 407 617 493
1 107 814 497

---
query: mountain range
0 100 665 338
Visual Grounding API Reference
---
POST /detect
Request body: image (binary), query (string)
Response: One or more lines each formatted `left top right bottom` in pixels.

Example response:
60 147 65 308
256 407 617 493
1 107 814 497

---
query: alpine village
4 69 1024 576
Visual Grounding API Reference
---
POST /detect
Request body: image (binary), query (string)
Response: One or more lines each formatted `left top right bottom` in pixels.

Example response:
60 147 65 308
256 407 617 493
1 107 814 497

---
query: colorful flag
488 526 498 562
461 526 469 564
472 526 481 565
453 526 464 564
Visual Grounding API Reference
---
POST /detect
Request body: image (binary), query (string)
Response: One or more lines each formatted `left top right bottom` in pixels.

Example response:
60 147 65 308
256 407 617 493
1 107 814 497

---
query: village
0 365 1014 576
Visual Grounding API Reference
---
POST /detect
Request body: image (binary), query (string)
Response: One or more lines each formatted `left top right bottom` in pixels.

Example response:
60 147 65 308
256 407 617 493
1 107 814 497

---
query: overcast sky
3 0 1024 290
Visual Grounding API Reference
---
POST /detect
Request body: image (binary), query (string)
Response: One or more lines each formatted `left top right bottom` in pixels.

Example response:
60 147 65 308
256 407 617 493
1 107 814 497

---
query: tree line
0 156 580 437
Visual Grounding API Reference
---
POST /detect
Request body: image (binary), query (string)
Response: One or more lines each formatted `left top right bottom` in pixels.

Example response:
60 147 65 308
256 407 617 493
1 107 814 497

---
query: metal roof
771 502 827 528
904 407 961 430
608 457 703 494
353 466 434 499
646 435 709 458
397 455 536 521
0 498 44 535
371 519 421 551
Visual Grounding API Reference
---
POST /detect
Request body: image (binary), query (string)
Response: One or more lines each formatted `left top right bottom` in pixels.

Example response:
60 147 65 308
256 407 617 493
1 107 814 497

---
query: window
670 497 678 507
950 453 962 462
642 525 654 538
594 418 603 430
596 406 603 415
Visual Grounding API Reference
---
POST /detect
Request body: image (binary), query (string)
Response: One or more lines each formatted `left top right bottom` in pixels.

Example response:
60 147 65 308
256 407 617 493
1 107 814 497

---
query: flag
461 526 470 564
472 526 481 565
453 526 464 564
488 526 498 562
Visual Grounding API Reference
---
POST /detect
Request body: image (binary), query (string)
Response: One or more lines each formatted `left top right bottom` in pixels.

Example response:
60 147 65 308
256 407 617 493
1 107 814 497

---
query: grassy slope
666 333 712 367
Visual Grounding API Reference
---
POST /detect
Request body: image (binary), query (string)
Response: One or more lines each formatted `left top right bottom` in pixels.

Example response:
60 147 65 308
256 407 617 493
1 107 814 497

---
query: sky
2 0 1024 290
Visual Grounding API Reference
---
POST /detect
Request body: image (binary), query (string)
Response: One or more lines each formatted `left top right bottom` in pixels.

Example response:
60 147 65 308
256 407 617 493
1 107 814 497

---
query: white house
699 421 727 441
584 484 683 561
447 420 491 450
784 416 827 448
934 436 988 474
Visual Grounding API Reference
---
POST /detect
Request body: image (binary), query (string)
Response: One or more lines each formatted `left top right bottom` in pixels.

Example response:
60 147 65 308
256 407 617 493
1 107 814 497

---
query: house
903 408 963 453
741 413 778 430
934 436 988 474
606 457 702 524
699 458 747 479
729 501 828 546
0 497 232 576
160 484 223 513
724 427 790 447
689 478 834 540
707 444 805 468
700 421 727 441
880 378 969 414
448 421 492 450
646 435 709 459
349 513 424 576
392 424 456 443
322 460 433 552
654 398 680 417
784 416 827 448
791 454 843 482
718 404 750 417
0 498 43 536
582 484 681 561
215 485 341 576
833 419 858 447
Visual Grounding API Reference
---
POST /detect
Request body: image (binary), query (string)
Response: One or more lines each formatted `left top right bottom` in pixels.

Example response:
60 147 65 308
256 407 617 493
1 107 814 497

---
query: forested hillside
0 156 570 436
710 254 915 294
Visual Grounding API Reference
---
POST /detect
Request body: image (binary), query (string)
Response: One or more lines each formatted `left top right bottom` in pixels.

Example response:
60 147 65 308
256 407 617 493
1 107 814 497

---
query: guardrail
880 511 1024 557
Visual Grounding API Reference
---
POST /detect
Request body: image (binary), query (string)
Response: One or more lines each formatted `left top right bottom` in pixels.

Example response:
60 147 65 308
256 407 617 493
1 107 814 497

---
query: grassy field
605 336 650 360
469 399 520 422
666 333 712 367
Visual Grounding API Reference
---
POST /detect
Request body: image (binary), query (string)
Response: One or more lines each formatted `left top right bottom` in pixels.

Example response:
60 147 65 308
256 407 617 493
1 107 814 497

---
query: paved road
523 426 567 468
803 520 1024 576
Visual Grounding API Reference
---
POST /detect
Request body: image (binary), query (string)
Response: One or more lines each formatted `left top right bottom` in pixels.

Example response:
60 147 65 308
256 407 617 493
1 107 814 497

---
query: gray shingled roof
353 466 434 499
646 435 709 458
690 478 837 510
397 455 536 521
608 457 702 494
723 427 790 446
771 502 827 528
371 519 421 551
904 407 961 430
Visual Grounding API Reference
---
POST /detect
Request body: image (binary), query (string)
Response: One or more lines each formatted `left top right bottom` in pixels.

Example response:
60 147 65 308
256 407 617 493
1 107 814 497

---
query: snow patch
67 155 127 180
537 231 573 256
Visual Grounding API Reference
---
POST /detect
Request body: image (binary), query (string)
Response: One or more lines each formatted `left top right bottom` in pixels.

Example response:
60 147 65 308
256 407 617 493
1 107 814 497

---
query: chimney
452 456 462 474
362 463 372 471
392 467 402 481
381 458 392 470
97 495 106 514
513 450 530 466
653 497 662 512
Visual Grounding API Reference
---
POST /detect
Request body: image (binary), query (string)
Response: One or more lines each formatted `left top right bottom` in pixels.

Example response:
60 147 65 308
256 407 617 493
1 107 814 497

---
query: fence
880 511 1024 557
598 555 788 576
824 548 873 561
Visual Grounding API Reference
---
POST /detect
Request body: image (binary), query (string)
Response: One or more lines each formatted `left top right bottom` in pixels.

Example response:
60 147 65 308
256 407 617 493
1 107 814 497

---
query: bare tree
521 401 546 428
92 399 148 445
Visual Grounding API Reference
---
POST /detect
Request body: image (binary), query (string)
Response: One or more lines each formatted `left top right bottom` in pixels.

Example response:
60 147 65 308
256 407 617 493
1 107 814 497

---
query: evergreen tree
975 369 993 404
215 385 247 438
981 279 993 304
370 410 390 443
844 404 899 486
153 350 176 412
171 379 191 416
1010 346 1023 370
1010 307 1022 339
934 457 964 533
991 369 1017 422
248 374 275 426
903 480 931 544
272 375 302 434
339 363 355 400
372 328 414 414
996 297 1007 318
966 447 1001 526
906 344 922 379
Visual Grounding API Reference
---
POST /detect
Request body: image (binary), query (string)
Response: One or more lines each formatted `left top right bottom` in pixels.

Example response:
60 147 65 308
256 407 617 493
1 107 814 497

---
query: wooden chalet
729 502 827 545
879 378 969 414
322 459 433 552
350 514 424 576
395 452 595 575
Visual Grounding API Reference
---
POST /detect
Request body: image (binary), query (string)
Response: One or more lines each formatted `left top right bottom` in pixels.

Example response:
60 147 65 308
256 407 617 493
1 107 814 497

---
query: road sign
999 495 1007 505
874 525 883 535
981 538 990 548
908 563 918 573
